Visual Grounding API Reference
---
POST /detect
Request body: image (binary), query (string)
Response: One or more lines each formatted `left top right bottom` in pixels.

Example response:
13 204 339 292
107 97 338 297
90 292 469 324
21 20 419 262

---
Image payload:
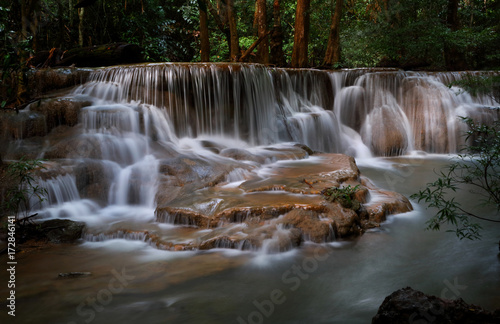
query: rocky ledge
150 153 412 252
372 287 500 324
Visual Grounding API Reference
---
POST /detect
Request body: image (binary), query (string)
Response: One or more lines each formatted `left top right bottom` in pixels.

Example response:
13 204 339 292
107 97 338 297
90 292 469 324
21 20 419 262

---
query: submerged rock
58 272 92 278
372 287 500 324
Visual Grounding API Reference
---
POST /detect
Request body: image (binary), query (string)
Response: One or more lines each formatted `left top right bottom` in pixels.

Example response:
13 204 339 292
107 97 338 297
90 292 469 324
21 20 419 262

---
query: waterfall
72 64 498 157
27 63 498 229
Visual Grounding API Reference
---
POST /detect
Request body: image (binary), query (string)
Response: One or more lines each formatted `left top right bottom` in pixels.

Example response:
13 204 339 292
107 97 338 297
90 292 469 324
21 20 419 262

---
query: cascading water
20 64 498 246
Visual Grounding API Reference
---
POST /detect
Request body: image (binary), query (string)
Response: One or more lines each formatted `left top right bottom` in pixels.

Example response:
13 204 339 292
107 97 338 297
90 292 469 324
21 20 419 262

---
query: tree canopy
1 0 499 69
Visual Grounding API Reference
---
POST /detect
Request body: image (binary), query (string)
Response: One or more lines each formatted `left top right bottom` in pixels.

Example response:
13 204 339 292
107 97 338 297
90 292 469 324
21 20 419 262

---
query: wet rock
372 287 500 324
199 236 236 250
217 205 301 223
280 209 334 243
364 190 413 223
220 148 266 163
44 135 103 160
156 207 212 227
74 160 114 205
155 153 413 251
326 203 362 238
0 110 47 140
362 104 409 156
200 140 226 154
21 219 86 243
156 155 252 207
28 67 92 98
29 98 91 132
293 143 314 155
41 219 85 243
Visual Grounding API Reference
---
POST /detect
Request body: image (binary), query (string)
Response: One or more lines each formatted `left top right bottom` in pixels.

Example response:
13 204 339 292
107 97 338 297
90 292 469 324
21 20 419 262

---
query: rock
362 104 409 156
58 272 92 278
41 219 86 243
0 110 47 140
364 189 413 223
74 160 114 205
372 287 500 324
29 98 91 132
21 219 86 243
326 202 362 238
280 209 334 243
44 135 103 160
220 148 266 163
28 67 92 98
293 143 314 155
154 153 414 251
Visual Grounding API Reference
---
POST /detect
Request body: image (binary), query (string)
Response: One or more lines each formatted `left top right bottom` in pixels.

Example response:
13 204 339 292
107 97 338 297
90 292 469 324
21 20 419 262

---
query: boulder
372 287 500 324
21 219 85 243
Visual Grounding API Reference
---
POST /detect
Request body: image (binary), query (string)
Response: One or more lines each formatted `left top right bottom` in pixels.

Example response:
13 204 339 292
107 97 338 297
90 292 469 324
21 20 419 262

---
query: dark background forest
1 0 499 71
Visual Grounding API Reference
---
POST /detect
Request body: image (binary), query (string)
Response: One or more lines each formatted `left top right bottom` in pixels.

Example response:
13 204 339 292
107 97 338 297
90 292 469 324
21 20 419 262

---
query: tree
270 0 285 66
226 0 240 61
412 116 500 240
291 0 310 68
444 0 467 70
199 0 210 61
322 0 343 68
254 0 269 63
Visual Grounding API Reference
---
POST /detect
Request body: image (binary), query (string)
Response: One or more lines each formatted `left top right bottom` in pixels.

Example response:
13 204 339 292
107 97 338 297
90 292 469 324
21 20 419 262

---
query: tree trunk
29 43 145 67
20 0 40 50
78 8 85 47
322 0 343 67
199 1 210 62
202 0 232 60
270 0 285 66
239 30 271 62
254 0 269 63
57 0 64 48
447 0 459 31
291 0 311 68
444 0 466 70
226 0 240 61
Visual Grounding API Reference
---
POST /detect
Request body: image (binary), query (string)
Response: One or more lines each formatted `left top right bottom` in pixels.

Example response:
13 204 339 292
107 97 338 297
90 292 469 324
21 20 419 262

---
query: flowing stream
1 64 499 323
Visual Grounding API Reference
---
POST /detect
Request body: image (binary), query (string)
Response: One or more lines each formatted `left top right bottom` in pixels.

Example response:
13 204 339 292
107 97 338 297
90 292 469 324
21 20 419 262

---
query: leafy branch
4 157 48 224
411 117 500 240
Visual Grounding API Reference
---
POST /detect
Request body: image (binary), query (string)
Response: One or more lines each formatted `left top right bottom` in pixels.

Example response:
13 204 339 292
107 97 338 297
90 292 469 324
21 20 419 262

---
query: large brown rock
155 153 413 251
280 209 334 242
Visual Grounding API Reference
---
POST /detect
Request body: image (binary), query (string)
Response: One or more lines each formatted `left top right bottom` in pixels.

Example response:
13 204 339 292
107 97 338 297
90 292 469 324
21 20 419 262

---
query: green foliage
2 0 500 68
4 157 47 222
449 74 500 103
411 117 500 240
0 5 33 107
322 184 361 210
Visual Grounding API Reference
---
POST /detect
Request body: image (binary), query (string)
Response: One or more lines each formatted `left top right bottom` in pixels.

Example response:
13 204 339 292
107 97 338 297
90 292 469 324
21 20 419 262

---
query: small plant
4 157 47 224
322 184 361 211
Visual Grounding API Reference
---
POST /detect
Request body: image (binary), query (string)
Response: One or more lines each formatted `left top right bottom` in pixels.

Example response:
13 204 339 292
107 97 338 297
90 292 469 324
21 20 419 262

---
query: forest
1 0 499 72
